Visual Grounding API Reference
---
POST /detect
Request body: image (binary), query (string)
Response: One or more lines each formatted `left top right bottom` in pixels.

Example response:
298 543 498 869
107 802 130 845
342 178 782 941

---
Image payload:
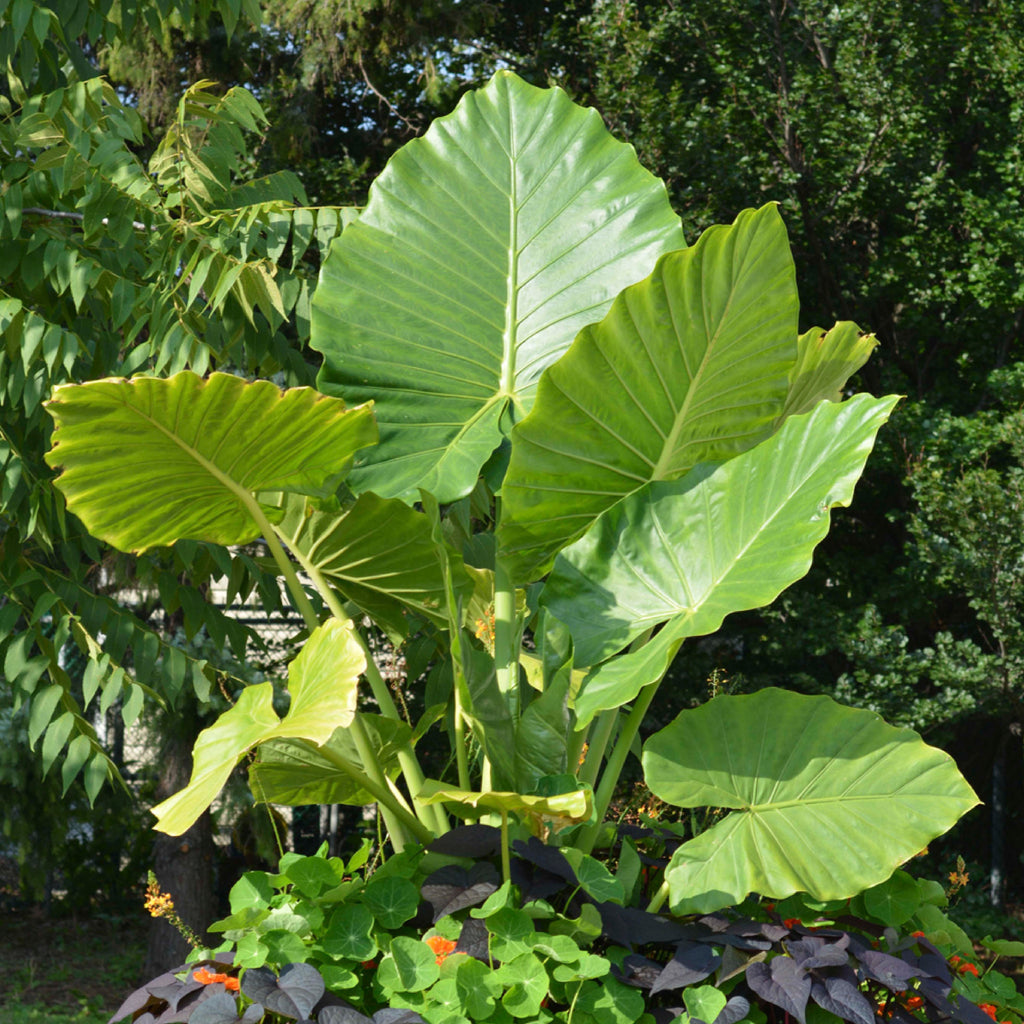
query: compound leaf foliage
642 689 980 914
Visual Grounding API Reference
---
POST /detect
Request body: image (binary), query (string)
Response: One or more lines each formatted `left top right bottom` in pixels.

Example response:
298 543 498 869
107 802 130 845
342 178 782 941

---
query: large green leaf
45 372 376 553
311 70 683 503
276 492 471 638
543 394 898 727
249 714 413 807
153 618 365 834
498 204 799 583
775 322 878 425
642 689 980 914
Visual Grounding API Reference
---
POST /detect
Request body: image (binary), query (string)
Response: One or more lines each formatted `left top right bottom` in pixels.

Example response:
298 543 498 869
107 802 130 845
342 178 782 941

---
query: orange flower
979 1006 998 1020
904 996 924 1010
912 931 926 939
783 918 801 929
958 962 980 977
426 935 458 965
192 968 239 989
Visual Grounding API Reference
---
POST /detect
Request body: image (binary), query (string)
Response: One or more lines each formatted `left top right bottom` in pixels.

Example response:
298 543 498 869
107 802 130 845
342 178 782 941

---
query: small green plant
39 70 1003 1024
111 838 1024 1024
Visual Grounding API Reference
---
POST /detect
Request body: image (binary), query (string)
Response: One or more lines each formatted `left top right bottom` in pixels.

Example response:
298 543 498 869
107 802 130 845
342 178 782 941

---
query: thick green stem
577 679 661 855
295 737 433 846
280 531 447 836
500 810 511 884
246 500 320 632
577 629 653 789
647 877 670 915
578 710 617 789
493 548 519 721
419 492 474 793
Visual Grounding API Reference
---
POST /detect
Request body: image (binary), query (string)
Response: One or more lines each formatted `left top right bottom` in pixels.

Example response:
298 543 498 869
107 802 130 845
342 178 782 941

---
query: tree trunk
142 727 216 978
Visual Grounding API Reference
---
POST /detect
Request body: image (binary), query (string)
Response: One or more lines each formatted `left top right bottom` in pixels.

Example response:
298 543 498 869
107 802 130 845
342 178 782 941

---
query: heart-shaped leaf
312 70 682 503
242 963 324 1020
544 393 899 727
45 371 376 552
499 203 799 582
153 617 365 834
642 689 980 913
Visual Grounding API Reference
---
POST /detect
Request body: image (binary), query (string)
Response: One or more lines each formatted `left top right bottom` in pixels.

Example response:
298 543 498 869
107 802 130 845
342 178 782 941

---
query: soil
0 908 148 1016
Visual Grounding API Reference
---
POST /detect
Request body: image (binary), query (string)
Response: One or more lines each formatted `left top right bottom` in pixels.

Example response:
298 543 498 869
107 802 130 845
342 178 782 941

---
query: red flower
958 962 980 977
783 918 801 929
912 931 926 939
979 1006 998 1020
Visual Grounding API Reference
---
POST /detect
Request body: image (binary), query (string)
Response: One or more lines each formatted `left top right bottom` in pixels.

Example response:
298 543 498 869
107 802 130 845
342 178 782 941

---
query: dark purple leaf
597 902 691 946
510 856 570 902
241 967 278 1004
614 955 663 989
650 942 721 994
318 1006 373 1024
916 953 952 983
951 995 1004 1024
150 982 191 1007
427 824 501 858
421 862 500 921
456 917 491 960
791 936 851 970
189 992 245 1024
651 1010 685 1024
759 924 791 943
107 974 179 1024
746 958 812 1024
373 1009 427 1024
811 971 876 1024
713 996 750 1024
859 951 926 991
512 837 577 882
270 963 326 1020
717 945 761 984
918 978 954 1007
241 1006 264 1024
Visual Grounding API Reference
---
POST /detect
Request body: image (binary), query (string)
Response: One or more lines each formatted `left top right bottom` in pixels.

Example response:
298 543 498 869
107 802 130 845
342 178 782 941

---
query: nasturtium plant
45 69 995 1024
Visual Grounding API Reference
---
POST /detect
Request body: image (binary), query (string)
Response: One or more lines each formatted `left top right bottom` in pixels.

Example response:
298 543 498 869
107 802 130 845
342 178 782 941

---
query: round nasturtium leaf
312 69 683 504
45 371 376 553
643 689 980 914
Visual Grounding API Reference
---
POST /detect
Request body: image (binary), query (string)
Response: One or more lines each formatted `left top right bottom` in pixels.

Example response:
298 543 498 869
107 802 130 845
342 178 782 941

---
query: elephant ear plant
45 72 987 1024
